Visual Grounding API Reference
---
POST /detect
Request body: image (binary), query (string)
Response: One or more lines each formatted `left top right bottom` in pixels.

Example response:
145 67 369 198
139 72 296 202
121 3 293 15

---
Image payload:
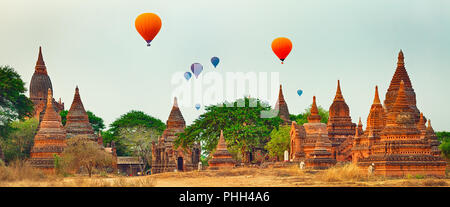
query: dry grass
317 163 367 182
0 163 449 187
0 160 47 183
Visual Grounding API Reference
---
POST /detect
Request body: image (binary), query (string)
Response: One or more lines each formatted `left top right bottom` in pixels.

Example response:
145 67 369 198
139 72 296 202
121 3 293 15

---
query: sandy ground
1 166 449 187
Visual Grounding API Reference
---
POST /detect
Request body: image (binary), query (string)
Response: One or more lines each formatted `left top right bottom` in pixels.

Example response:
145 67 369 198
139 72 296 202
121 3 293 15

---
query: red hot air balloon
135 13 162 46
271 37 292 64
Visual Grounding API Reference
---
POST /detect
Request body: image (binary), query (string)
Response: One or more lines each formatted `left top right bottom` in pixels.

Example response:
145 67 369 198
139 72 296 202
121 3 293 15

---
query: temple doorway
177 157 183 171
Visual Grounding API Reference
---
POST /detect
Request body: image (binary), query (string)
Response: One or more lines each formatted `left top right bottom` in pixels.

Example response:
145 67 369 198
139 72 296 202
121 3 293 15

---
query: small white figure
198 162 202 171
299 161 305 170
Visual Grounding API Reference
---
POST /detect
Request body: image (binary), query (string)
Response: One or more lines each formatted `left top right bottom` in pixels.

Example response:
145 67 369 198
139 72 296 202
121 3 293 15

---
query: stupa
29 47 64 122
65 86 96 141
208 130 236 169
151 97 201 174
29 89 67 173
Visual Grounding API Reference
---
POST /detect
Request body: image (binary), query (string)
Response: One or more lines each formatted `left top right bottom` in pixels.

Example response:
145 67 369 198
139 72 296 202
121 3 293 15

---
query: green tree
290 105 329 125
106 110 165 156
265 125 291 160
0 66 33 140
61 136 113 177
119 126 160 171
0 118 38 162
60 110 105 132
175 97 282 163
436 131 450 158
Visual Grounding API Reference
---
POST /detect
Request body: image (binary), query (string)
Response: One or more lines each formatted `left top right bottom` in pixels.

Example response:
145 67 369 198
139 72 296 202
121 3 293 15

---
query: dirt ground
1 166 449 187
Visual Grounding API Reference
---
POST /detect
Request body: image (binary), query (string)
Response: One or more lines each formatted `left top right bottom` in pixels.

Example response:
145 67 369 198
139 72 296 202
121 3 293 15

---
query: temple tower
384 50 420 123
65 86 96 141
275 84 291 125
151 98 200 174
29 89 67 173
29 47 64 122
300 96 331 158
358 81 446 176
208 130 236 169
327 80 356 144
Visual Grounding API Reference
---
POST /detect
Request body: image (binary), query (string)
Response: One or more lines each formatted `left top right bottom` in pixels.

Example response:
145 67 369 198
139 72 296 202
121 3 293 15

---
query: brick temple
29 47 64 123
28 47 103 172
151 97 201 174
208 130 236 169
29 89 67 173
288 51 447 176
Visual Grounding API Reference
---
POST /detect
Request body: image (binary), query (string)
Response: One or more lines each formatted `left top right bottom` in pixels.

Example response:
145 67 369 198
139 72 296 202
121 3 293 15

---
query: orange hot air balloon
135 13 162 46
271 37 292 64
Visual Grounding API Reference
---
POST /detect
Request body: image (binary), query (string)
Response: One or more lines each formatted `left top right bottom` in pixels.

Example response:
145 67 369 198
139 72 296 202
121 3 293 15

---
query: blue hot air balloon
211 57 220 68
297 89 303 97
184 72 192 80
191 63 203 78
195 104 201 110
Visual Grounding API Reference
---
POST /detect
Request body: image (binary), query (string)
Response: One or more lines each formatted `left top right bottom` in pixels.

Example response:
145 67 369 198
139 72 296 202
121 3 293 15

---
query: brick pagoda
208 130 236 169
65 86 96 141
151 97 200 174
29 89 67 173
275 84 291 125
29 47 64 123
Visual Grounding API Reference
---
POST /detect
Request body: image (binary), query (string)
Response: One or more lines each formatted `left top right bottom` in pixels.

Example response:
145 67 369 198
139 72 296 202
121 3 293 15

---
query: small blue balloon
297 89 303 96
211 57 220 68
195 104 201 110
184 72 192 80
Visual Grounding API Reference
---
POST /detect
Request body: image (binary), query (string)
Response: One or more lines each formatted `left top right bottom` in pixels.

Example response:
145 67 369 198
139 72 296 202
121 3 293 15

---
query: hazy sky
1 0 449 131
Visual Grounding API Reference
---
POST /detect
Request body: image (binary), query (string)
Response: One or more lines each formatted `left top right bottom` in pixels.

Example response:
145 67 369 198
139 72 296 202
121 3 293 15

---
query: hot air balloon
135 13 162 46
297 89 303 97
191 63 203 78
211 57 220 68
184 72 192 80
195 104 201 110
271 37 292 64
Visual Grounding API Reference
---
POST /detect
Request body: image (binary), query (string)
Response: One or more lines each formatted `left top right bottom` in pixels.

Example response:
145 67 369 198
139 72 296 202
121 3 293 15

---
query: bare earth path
1 167 449 187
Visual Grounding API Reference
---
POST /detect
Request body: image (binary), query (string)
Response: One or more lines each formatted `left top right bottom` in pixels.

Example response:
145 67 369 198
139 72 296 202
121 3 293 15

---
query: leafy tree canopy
105 110 165 156
436 131 450 158
0 66 33 139
290 104 329 125
175 97 282 162
61 136 113 177
0 118 38 162
265 125 291 160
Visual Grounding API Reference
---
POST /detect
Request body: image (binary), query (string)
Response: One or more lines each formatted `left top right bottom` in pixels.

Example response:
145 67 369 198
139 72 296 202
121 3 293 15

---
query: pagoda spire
173 97 178 108
397 50 404 67
35 46 47 74
418 112 426 132
393 80 409 108
308 96 321 123
334 80 344 101
275 84 290 124
388 50 412 89
373 86 381 104
166 96 185 129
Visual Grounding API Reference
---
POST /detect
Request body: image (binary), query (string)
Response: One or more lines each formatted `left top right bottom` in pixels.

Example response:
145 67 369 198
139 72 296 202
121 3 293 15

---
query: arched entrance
177 157 183 171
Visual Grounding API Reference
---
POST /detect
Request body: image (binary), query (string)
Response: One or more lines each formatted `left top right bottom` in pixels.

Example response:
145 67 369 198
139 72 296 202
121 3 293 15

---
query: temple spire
373 86 381 104
334 80 344 101
397 50 404 67
275 84 290 125
173 97 178 108
308 96 321 123
393 80 409 108
35 46 47 74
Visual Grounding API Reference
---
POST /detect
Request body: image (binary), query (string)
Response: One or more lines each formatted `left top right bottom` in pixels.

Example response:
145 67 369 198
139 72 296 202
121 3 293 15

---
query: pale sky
1 0 449 131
